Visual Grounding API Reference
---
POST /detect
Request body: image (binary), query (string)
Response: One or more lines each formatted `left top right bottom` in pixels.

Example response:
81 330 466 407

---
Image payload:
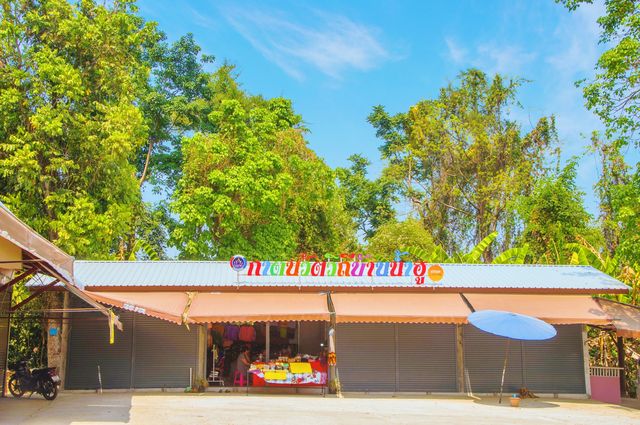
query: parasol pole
499 339 510 403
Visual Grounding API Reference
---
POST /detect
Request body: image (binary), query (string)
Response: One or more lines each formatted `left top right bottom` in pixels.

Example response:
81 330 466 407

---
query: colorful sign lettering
230 256 445 285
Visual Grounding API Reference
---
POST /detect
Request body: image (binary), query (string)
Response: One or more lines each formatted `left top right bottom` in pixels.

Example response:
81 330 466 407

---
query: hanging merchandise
328 328 337 366
224 324 240 341
239 325 256 342
211 323 225 336
279 325 287 339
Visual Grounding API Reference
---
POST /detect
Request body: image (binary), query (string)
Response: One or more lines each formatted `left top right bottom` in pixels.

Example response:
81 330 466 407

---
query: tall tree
137 33 214 192
0 0 158 258
560 0 640 147
516 160 598 263
170 69 355 260
366 218 434 261
336 154 397 239
369 69 556 259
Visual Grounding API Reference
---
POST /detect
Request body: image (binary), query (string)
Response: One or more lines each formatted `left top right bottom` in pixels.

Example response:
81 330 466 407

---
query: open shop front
187 293 330 389
206 321 328 388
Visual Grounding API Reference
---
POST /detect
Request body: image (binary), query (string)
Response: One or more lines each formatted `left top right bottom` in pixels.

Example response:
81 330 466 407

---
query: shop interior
206 321 328 387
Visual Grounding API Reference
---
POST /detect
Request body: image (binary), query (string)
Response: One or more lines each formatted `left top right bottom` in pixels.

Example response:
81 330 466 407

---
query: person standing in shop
236 346 251 376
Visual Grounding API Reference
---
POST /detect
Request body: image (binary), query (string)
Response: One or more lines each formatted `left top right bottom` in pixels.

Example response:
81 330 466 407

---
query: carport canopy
596 298 640 338
463 294 611 325
330 293 471 324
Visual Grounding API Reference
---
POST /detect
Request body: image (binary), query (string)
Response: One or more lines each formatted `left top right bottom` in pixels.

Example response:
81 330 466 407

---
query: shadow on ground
0 392 132 424
472 397 559 409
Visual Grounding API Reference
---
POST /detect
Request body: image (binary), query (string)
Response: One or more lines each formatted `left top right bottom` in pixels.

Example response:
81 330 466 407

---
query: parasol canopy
467 309 557 403
468 309 557 341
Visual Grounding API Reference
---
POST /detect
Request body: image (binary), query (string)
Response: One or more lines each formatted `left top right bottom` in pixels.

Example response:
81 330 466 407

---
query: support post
196 325 206 385
59 292 70 390
456 325 465 393
582 326 591 397
618 336 626 397
265 322 270 362
499 339 510 403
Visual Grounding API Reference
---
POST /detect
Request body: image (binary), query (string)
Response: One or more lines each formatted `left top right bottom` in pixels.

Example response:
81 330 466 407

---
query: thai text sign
230 256 444 285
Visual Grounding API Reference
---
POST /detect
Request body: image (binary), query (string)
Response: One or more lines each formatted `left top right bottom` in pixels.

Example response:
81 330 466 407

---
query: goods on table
249 357 327 386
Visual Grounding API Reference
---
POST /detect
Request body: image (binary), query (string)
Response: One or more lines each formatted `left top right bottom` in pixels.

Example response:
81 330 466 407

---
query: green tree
336 154 397 239
137 33 214 192
516 161 598 263
559 0 640 147
0 0 158 258
369 69 556 259
170 70 354 260
366 218 434 261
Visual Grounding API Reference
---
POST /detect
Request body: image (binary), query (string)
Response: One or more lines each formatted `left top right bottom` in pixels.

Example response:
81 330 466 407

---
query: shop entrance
205 321 328 388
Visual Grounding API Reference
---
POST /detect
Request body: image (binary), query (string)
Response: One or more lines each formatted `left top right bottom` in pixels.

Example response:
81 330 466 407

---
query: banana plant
492 244 530 265
406 232 533 265
126 239 160 261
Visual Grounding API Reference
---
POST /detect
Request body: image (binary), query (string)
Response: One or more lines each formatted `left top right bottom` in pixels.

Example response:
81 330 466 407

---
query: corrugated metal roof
67 261 629 293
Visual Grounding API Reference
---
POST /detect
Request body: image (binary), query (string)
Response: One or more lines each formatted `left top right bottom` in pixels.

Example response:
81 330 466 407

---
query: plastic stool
233 370 246 386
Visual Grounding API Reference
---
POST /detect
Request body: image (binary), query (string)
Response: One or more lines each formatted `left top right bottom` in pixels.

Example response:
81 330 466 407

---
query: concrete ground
1 392 640 425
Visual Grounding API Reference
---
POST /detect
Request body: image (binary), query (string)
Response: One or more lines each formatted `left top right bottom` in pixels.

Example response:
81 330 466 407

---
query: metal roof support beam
11 279 59 311
35 261 122 331
0 267 37 293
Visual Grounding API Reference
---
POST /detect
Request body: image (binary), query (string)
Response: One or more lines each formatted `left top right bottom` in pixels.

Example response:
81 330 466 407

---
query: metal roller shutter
521 325 585 393
463 324 586 394
337 323 396 392
132 314 198 388
463 325 524 393
66 309 134 390
397 324 457 392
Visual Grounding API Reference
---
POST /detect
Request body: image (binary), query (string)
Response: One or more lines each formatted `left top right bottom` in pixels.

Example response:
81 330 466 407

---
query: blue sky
137 0 623 215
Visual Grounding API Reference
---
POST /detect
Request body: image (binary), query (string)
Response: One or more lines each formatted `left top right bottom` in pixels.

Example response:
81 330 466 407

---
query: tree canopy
368 69 557 259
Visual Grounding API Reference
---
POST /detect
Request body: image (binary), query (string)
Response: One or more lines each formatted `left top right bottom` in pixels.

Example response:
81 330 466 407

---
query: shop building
56 259 632 396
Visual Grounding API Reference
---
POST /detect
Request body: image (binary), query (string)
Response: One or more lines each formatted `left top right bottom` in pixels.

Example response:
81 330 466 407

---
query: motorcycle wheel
41 378 58 401
8 376 24 398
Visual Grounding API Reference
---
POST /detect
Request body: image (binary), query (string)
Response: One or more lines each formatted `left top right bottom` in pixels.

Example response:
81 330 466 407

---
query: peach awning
87 291 190 324
596 298 640 338
464 294 610 325
331 293 472 324
188 293 330 323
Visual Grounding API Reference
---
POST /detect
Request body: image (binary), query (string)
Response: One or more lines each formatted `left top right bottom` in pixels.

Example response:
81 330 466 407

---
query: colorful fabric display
224 324 240 341
211 324 225 335
239 325 256 342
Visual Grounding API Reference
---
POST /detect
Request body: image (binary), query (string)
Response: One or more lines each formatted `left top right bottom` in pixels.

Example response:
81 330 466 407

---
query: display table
247 359 327 395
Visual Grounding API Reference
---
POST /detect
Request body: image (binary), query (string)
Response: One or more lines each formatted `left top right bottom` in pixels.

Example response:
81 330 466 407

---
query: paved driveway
1 392 639 425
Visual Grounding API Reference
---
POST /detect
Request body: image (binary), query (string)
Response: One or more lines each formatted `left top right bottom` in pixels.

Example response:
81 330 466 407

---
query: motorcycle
8 360 60 400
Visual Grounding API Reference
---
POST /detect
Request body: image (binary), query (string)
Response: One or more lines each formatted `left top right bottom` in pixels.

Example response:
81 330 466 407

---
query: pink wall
590 376 621 404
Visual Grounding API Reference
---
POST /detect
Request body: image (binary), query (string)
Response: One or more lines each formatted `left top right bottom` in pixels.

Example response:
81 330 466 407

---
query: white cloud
445 38 467 63
221 7 391 80
444 39 536 76
474 43 537 76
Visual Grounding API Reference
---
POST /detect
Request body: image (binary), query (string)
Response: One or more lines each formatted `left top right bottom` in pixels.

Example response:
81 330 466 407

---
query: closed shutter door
397 324 457 392
522 325 585 393
132 314 198 388
337 323 396 392
463 325 524 393
66 309 134 390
